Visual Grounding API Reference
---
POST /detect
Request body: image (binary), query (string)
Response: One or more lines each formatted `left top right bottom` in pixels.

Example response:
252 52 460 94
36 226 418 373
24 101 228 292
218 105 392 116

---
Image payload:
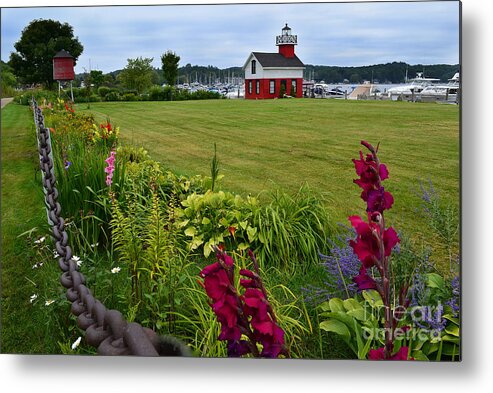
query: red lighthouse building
243 24 305 99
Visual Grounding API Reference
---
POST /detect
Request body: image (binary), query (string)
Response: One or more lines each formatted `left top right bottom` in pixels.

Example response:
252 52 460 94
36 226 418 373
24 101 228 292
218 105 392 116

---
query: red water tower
53 49 75 81
53 49 75 101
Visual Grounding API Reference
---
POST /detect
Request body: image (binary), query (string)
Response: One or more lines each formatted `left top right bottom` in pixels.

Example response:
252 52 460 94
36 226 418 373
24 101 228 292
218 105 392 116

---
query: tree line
303 62 459 84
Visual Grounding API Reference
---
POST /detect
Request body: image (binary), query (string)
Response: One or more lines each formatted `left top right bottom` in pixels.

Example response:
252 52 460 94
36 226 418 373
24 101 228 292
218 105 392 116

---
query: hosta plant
176 190 260 257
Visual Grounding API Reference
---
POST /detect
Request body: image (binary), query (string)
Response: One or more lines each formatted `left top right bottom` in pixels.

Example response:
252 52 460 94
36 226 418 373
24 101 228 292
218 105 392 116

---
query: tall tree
9 19 83 87
117 57 154 94
161 51 180 86
90 70 104 89
1 61 17 97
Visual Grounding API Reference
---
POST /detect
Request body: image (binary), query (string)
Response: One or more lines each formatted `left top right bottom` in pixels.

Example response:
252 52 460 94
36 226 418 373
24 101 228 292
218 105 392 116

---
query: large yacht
386 72 440 97
417 72 460 103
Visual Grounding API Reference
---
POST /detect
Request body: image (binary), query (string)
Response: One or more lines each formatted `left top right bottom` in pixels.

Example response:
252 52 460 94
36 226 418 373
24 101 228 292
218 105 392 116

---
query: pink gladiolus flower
104 151 116 186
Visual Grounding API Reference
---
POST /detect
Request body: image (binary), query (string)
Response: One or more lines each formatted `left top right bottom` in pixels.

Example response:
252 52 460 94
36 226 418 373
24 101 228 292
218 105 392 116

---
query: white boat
313 83 347 98
387 72 440 98
225 86 244 99
418 72 460 103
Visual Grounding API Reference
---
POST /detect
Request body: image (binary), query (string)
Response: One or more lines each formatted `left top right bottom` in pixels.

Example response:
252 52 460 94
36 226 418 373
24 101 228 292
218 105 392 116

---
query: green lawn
0 98 459 355
82 99 460 265
1 104 54 353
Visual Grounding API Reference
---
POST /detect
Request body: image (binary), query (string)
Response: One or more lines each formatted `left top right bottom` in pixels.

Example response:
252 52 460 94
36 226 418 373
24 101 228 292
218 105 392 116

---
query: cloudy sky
1 1 460 73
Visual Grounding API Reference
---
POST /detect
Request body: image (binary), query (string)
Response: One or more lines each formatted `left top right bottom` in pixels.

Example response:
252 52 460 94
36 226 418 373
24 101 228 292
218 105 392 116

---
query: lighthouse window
248 80 252 94
251 60 256 74
256 80 260 94
291 80 297 94
269 80 275 94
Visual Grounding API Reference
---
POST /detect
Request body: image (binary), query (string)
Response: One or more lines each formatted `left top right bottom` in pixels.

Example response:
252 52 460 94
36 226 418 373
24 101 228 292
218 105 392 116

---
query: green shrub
175 185 332 269
148 85 176 101
16 89 58 105
122 92 139 101
105 91 121 101
176 190 259 258
279 84 286 98
97 86 111 98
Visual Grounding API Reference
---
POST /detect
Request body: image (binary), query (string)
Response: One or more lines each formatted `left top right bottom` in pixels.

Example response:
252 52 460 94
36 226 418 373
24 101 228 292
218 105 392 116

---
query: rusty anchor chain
32 98 190 356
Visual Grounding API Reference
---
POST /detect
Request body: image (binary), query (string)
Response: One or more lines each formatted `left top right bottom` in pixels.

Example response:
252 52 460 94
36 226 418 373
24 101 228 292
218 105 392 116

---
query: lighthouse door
281 80 287 96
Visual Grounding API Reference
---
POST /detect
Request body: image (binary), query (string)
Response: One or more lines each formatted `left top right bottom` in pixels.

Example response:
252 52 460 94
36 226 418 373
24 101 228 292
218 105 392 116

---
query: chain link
32 99 191 356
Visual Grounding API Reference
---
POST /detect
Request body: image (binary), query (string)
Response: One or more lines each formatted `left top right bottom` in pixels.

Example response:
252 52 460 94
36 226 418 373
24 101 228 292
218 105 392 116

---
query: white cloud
1 1 460 72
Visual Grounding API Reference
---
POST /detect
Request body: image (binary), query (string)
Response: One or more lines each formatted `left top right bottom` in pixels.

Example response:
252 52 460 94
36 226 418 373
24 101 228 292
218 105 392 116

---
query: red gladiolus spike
200 250 286 358
239 278 255 288
361 140 374 152
383 227 400 257
350 141 408 361
348 216 382 268
353 266 378 291
239 269 256 279
199 261 221 277
379 163 389 180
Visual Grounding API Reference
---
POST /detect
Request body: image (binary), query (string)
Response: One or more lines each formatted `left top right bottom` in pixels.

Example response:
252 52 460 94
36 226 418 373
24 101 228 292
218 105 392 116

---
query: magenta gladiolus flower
349 141 410 360
352 142 393 214
353 266 378 291
104 150 116 186
369 346 412 360
348 215 381 269
200 249 287 358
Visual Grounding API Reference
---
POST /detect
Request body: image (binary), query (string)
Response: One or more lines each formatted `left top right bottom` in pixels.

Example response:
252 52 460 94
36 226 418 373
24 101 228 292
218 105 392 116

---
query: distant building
243 24 305 99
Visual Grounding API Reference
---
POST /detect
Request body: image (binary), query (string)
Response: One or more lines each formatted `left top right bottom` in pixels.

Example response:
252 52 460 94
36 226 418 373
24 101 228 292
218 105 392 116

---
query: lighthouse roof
53 49 73 59
247 52 305 68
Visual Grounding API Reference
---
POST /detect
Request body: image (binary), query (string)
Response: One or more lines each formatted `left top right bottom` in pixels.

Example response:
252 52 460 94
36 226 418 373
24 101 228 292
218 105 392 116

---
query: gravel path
1 97 14 109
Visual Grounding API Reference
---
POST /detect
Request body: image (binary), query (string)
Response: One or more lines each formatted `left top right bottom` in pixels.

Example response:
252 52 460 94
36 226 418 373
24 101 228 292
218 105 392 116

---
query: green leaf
426 273 445 289
190 236 204 250
324 311 356 333
237 242 250 251
410 338 425 351
343 298 363 312
246 226 257 242
204 239 215 257
362 290 383 307
411 350 429 361
218 217 229 227
184 226 196 237
444 324 460 337
202 217 211 225
347 308 367 321
443 314 459 326
422 341 439 354
329 298 345 312
441 334 460 345
319 301 331 312
320 319 351 341
441 342 459 356
353 319 371 359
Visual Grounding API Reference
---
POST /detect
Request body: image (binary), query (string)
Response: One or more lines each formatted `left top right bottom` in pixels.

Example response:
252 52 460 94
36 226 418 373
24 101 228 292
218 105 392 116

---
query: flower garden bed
9 99 460 359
